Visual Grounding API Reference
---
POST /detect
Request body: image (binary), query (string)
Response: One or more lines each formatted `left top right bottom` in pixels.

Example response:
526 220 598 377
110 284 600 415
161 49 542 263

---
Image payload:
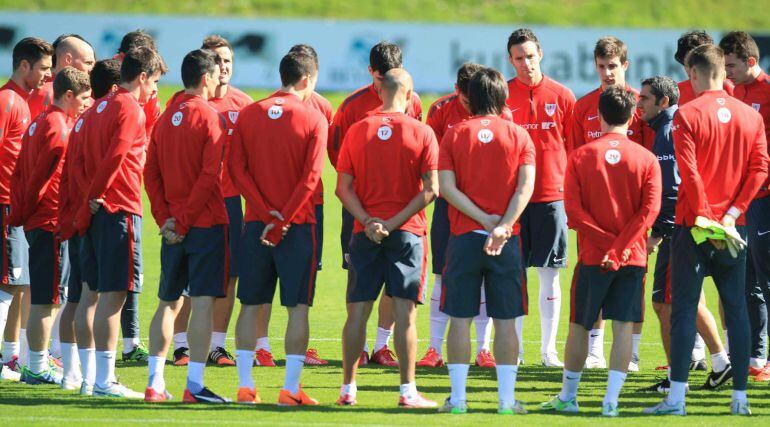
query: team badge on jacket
545 103 557 117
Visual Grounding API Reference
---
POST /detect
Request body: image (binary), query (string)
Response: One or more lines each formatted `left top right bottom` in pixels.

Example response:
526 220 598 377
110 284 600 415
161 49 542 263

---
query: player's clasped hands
364 217 390 244
159 217 184 244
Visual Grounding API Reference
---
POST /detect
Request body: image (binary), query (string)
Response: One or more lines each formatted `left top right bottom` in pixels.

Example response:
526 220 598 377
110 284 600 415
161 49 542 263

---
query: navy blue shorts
747 196 770 296
26 229 69 305
440 232 527 319
519 201 569 268
238 221 318 307
82 209 143 293
340 208 354 269
569 263 645 330
315 204 324 271
66 235 83 303
1 204 30 286
652 237 672 304
158 225 228 302
430 197 450 274
346 231 427 304
224 196 243 279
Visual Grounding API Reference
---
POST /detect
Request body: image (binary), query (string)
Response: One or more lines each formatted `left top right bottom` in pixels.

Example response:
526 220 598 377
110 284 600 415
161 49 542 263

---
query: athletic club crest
228 111 239 124
752 103 761 112
545 103 557 117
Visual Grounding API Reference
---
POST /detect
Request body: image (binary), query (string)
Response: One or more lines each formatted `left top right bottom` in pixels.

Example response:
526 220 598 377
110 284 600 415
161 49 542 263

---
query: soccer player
506 28 576 367
566 36 652 369
27 34 95 121
329 41 423 366
230 51 326 406
9 67 90 385
59 59 122 394
336 68 438 408
418 62 496 369
719 31 770 381
144 49 230 404
675 30 734 105
0 38 53 381
542 86 661 417
644 44 768 416
437 67 535 415
73 46 167 398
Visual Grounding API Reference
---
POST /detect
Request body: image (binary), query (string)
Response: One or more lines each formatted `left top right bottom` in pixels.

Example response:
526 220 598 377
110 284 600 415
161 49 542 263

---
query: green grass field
0 85 766 425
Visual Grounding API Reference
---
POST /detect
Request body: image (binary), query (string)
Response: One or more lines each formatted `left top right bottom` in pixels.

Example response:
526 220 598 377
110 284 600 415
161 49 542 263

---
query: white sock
187 361 205 393
428 275 448 355
373 327 392 353
173 332 188 350
448 364 470 405
588 328 604 358
363 341 369 354
78 348 95 386
399 382 417 397
95 350 116 389
711 350 729 372
668 380 687 404
210 332 226 351
474 284 492 354
341 382 357 398
19 329 28 366
255 337 271 352
2 341 19 363
559 369 582 401
515 316 524 359
537 267 561 356
29 350 48 374
631 334 641 359
732 389 747 402
50 306 63 359
122 337 140 353
283 354 305 394
60 342 81 384
603 369 627 405
750 357 767 369
723 329 729 354
691 333 706 361
496 364 519 406
236 349 254 388
147 355 166 392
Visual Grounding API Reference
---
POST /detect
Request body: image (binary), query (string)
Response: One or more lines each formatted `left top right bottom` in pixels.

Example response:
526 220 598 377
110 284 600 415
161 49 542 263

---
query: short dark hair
12 37 54 71
675 30 713 65
118 30 156 54
52 34 92 68
468 67 508 116
120 46 167 83
598 86 637 126
686 44 725 80
507 28 540 54
279 51 317 87
201 35 232 53
719 31 760 62
53 66 91 100
369 41 402 74
90 59 121 99
181 49 218 89
289 44 319 67
594 36 628 63
456 62 485 97
641 76 680 106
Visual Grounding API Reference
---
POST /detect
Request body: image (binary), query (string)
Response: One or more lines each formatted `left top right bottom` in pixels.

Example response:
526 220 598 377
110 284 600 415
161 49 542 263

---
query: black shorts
238 221 318 307
1 205 30 286
652 237 672 304
158 225 229 302
225 196 243 279
66 235 83 303
519 201 569 268
569 263 645 330
346 230 427 304
430 197 450 274
340 208 354 269
747 196 770 294
26 229 69 305
315 204 323 271
440 232 527 319
81 209 143 293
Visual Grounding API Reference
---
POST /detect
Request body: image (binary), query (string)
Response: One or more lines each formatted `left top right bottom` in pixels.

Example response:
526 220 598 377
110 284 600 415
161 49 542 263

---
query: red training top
732 71 770 200
27 79 53 122
0 80 32 205
678 79 733 106
58 107 92 240
306 91 333 205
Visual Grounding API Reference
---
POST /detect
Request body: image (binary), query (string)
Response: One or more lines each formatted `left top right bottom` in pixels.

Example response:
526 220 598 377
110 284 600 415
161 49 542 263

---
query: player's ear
747 56 758 68
622 61 629 71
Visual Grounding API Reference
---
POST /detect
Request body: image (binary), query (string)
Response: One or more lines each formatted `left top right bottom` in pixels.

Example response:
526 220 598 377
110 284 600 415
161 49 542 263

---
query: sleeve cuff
726 206 741 220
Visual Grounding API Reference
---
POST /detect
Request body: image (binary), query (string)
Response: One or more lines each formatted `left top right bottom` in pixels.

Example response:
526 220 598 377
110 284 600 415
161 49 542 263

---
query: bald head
379 68 413 109
55 36 95 73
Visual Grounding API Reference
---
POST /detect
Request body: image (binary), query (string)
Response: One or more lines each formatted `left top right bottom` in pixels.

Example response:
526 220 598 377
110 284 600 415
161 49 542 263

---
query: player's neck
184 86 207 100
119 82 142 101
744 66 763 85
602 126 628 136
520 72 543 86
278 86 305 101
381 98 407 114
213 83 229 99
693 79 723 95
601 80 625 92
